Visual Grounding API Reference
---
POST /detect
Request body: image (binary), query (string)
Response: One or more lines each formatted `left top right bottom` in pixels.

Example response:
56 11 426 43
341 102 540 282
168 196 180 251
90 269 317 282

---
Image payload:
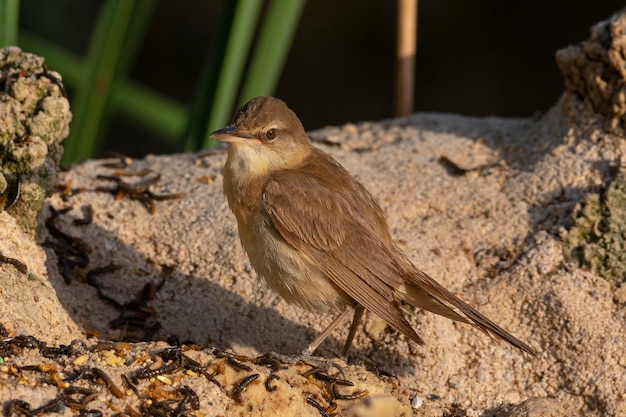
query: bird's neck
223 143 275 226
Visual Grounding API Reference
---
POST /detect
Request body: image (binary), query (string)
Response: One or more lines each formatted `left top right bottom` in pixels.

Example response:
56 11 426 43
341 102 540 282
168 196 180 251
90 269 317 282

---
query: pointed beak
210 126 259 143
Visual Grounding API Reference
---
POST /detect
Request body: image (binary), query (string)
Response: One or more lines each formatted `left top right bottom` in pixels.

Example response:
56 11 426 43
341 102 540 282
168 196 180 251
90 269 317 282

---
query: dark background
20 1 625 157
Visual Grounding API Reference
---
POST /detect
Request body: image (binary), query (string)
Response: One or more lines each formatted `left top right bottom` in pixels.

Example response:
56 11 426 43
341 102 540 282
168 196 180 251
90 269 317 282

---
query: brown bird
211 96 535 357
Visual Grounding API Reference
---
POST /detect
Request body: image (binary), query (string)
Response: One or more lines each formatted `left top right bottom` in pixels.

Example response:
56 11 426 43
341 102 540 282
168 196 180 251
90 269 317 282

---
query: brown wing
262 163 425 346
263 150 535 356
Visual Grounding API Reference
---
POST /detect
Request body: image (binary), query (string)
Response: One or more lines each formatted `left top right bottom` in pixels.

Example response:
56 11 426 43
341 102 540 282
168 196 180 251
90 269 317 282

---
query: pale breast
239 214 351 313
223 144 351 312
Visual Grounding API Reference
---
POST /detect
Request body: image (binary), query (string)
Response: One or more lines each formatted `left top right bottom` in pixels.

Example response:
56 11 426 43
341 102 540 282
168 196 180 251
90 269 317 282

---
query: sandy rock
5 100 625 415
3 9 626 417
0 338 412 416
0 46 71 233
556 7 626 131
500 397 573 417
0 211 81 342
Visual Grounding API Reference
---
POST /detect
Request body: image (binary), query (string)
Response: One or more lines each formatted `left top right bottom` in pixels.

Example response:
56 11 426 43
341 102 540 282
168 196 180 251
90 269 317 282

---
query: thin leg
342 305 365 357
301 306 353 357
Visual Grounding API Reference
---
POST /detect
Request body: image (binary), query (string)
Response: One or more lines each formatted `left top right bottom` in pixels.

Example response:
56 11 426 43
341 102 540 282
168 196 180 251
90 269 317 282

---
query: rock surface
2 9 626 417
556 7 626 131
2 98 625 415
0 47 71 233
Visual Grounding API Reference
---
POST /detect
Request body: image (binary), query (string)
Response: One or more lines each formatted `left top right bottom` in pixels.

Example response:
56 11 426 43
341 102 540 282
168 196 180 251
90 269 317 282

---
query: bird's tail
396 269 536 356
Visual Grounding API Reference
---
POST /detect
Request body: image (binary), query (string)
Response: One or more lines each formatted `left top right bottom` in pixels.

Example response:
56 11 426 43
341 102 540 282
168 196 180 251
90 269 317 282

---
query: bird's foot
256 351 346 378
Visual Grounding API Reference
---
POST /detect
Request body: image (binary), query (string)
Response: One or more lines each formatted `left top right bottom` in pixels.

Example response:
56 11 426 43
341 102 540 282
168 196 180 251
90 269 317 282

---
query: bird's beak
210 126 259 144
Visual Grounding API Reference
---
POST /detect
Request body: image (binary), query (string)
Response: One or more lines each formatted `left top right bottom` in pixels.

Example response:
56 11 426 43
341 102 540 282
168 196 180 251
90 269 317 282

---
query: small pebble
106 356 125 366
156 375 173 385
411 396 423 409
73 354 90 365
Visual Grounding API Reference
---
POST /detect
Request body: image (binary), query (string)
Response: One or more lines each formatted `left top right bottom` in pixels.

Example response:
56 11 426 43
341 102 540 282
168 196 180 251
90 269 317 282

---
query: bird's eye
266 129 276 140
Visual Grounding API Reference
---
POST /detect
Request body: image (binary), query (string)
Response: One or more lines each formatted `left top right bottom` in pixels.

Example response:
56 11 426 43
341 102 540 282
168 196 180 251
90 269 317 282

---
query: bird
210 96 535 358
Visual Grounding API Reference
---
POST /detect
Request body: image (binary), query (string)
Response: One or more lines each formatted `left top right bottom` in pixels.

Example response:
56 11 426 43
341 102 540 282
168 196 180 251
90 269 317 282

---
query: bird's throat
225 143 274 181
222 144 269 227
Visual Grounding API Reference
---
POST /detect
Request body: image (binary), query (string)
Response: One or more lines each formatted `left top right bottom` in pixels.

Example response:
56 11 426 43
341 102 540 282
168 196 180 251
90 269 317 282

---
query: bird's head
210 97 312 179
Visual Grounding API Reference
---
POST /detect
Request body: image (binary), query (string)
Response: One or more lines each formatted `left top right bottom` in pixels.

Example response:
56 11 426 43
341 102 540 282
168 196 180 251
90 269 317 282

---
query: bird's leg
301 305 354 357
342 304 365 358
259 306 356 375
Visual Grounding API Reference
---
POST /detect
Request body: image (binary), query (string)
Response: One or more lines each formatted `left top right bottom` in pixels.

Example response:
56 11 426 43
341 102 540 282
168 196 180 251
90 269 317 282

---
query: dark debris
0 251 27 275
0 330 376 416
94 171 185 215
43 207 165 342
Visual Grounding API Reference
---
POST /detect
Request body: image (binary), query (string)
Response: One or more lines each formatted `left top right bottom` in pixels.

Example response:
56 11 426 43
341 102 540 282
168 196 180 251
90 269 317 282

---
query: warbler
211 96 535 357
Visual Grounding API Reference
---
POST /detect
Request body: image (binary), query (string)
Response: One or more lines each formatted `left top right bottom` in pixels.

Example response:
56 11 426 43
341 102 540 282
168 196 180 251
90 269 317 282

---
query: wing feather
263 164 423 345
262 149 535 355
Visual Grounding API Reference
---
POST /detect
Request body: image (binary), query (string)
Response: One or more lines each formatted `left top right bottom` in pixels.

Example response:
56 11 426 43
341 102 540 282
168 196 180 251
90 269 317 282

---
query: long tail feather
401 270 536 356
